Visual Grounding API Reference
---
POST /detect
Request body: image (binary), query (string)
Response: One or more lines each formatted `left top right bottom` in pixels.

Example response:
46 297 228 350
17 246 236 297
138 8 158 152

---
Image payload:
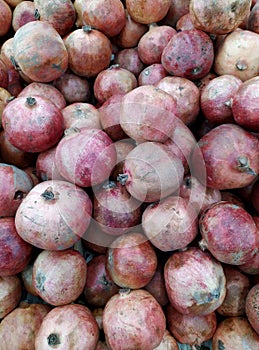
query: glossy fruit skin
245 283 259 334
106 232 157 289
2 96 64 153
35 304 99 350
199 201 258 265
13 21 68 82
161 29 214 80
15 180 92 250
164 247 226 316
0 217 32 276
55 128 117 188
191 124 259 190
103 289 166 350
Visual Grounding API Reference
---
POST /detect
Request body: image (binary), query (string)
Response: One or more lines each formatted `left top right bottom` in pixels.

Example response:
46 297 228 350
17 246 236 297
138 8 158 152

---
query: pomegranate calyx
47 333 61 347
34 9 40 20
41 186 58 201
198 239 208 251
119 288 131 296
26 97 37 107
117 173 128 185
237 156 257 176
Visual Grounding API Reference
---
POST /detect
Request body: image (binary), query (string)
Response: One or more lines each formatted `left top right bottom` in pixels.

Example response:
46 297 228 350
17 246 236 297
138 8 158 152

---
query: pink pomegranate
0 275 22 319
61 102 101 130
245 283 259 334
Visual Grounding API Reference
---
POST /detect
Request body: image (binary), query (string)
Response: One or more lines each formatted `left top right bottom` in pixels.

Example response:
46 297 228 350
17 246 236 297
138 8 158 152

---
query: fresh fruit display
0 1 258 349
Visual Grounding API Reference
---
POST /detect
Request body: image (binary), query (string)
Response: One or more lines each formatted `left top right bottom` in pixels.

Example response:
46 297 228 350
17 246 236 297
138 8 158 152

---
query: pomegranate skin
35 304 99 350
212 317 259 349
246 283 259 334
191 124 259 190
0 276 22 319
252 180 259 213
161 29 214 80
199 201 258 265
164 247 226 316
103 289 166 350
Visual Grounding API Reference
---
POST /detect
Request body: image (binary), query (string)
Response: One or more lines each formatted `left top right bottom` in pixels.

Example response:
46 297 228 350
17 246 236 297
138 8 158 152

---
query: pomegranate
220 190 245 207
161 29 214 80
53 70 91 103
0 303 51 350
161 0 190 27
93 180 142 235
15 180 92 250
21 264 39 296
98 94 128 141
142 195 198 252
164 247 226 315
55 127 117 187
114 47 144 76
32 249 87 306
214 28 259 81
110 139 135 179
191 124 259 190
18 82 66 110
232 76 259 131
119 85 178 143
0 0 12 36
103 289 166 350
252 180 259 213
0 163 34 217
35 304 99 350
217 265 251 316
199 201 258 265
0 59 8 90
155 76 200 125
137 24 177 65
144 261 169 306
64 26 112 78
119 141 184 202
36 146 66 182
126 0 171 24
189 0 252 34
34 0 76 36
93 65 137 105
0 275 22 319
212 317 259 349
83 254 119 307
176 13 196 31
166 304 217 346
0 217 32 276
248 1 259 33
106 232 157 289
0 87 11 127
246 283 259 334
82 220 116 253
12 21 68 82
201 74 243 124
179 175 222 214
11 0 36 32
138 64 168 86
6 67 23 96
0 38 14 70
153 330 179 350
2 95 64 153
78 0 126 37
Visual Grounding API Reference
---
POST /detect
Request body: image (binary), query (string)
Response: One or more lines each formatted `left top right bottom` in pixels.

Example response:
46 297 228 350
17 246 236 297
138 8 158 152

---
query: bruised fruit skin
103 289 166 350
164 247 226 316
199 201 258 265
106 232 157 289
245 283 259 334
161 29 214 80
191 124 259 190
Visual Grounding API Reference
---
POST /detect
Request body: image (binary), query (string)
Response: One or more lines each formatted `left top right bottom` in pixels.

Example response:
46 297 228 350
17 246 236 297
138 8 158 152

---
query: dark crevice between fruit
47 333 61 347
237 156 257 176
117 174 128 185
10 56 21 71
34 9 40 20
14 190 24 200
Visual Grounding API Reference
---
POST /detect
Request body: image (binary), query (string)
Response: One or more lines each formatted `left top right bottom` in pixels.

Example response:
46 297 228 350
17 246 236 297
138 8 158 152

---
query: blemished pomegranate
153 330 179 350
61 102 101 130
106 232 157 289
212 317 259 349
2 95 64 153
0 275 22 319
0 217 32 276
83 254 119 307
176 13 196 31
0 0 12 37
217 265 251 316
36 146 66 182
144 261 169 306
164 247 226 316
32 249 87 306
232 76 259 131
189 0 252 34
138 64 168 86
0 59 9 90
126 0 171 24
15 180 92 250
11 0 36 32
161 29 214 80
161 0 190 27
199 201 258 265
114 47 144 76
201 74 243 124
142 195 198 252
119 141 184 203
191 124 259 190
35 304 99 350
252 180 259 213
93 180 142 235
214 28 259 81
103 288 166 350
0 163 34 217
12 20 68 82
246 283 259 334
110 139 135 180
55 127 117 187
0 303 51 350
21 264 39 297
166 304 217 346
119 85 178 143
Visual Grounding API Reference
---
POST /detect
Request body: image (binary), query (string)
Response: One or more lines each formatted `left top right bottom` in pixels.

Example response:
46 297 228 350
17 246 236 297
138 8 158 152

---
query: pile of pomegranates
0 0 259 349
